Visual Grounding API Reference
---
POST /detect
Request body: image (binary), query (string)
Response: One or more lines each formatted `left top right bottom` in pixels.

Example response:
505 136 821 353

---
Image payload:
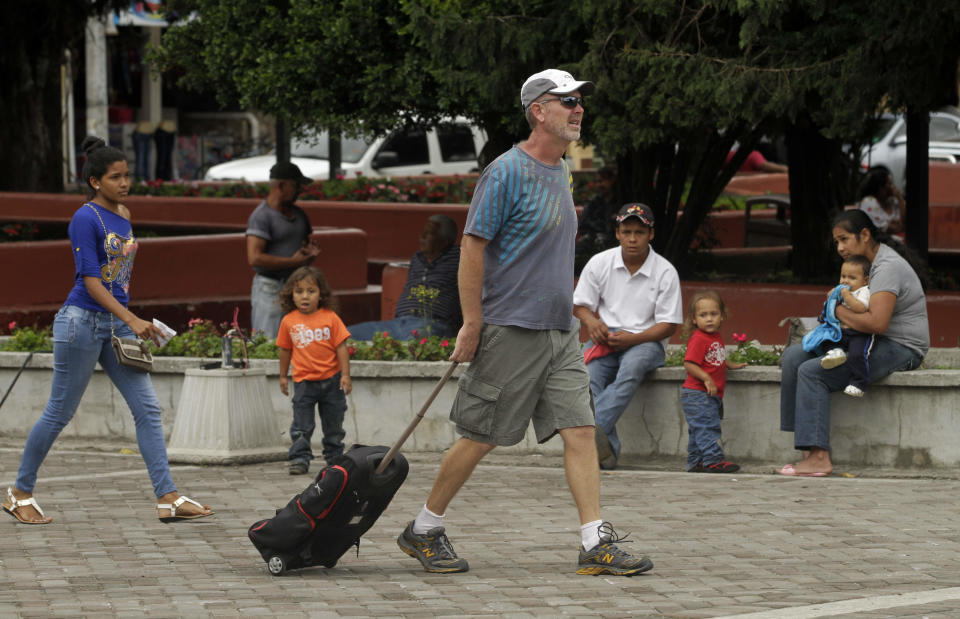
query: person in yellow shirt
276 266 352 475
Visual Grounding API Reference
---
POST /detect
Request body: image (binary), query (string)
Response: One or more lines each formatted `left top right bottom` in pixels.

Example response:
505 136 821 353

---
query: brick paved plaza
3 442 960 618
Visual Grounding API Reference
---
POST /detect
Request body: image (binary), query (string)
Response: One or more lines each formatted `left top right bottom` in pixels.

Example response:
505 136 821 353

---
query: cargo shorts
450 323 595 446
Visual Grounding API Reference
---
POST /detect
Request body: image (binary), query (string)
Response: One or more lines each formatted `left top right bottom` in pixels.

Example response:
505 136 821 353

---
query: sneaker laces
430 530 460 559
597 521 632 546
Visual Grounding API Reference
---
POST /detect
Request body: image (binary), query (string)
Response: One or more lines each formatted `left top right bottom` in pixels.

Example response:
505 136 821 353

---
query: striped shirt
394 245 462 326
464 146 577 330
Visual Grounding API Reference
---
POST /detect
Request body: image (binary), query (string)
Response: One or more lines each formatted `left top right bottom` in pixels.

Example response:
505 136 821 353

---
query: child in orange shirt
276 266 352 475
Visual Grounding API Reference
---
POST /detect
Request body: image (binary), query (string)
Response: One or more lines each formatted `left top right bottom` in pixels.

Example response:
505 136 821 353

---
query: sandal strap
156 495 203 517
6 487 45 517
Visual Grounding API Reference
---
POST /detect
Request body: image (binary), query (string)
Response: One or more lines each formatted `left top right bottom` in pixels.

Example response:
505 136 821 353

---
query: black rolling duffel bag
248 444 408 575
248 362 458 575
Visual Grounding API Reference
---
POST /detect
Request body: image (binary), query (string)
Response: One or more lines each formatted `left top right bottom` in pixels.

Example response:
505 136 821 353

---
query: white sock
581 519 603 551
412 504 444 535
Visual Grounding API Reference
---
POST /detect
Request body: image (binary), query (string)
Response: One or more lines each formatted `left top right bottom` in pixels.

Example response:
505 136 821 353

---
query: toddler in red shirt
680 291 746 473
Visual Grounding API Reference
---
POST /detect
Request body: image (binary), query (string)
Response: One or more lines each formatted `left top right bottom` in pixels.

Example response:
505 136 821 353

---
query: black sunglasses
537 96 584 109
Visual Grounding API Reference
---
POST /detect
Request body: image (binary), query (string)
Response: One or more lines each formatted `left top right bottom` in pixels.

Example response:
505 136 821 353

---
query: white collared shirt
573 245 683 346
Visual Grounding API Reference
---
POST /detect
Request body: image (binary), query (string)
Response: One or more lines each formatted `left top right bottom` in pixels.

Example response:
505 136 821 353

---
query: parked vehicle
861 111 960 190
204 120 485 182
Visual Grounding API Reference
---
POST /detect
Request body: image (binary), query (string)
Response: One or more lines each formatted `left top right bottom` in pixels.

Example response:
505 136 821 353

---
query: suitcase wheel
267 554 287 576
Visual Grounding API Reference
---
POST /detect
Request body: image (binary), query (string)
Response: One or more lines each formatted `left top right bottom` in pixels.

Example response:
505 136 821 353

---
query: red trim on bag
296 499 317 533
315 465 349 520
250 520 268 532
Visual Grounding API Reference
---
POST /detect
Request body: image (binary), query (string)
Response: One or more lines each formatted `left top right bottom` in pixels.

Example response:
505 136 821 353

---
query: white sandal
3 487 52 525
157 495 213 523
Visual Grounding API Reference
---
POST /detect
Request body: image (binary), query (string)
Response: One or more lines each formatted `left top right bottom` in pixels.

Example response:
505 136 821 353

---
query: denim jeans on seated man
347 315 454 341
588 339 666 459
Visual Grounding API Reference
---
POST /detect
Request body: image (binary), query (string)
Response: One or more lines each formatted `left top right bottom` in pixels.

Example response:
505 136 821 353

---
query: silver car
861 111 960 190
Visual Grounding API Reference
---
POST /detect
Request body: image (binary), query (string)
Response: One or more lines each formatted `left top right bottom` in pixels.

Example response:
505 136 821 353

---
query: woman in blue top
2 137 213 525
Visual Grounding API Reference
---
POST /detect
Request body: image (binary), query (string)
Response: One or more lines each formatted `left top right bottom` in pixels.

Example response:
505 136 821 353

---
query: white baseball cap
520 69 595 110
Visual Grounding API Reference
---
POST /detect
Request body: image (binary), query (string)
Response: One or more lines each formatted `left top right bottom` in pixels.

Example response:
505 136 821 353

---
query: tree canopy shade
153 1 960 278
0 0 129 192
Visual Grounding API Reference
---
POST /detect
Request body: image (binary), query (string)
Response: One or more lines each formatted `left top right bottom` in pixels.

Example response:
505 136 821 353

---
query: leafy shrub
347 331 454 362
0 322 52 352
664 332 782 367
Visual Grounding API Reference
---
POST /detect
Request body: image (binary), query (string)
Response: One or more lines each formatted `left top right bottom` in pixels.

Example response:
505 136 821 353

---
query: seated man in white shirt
573 203 684 470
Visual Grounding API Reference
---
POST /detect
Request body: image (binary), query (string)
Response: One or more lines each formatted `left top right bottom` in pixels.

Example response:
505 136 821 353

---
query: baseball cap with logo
520 69 595 110
615 203 655 227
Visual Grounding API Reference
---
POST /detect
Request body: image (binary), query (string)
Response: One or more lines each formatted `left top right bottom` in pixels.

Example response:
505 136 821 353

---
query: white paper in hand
152 319 177 347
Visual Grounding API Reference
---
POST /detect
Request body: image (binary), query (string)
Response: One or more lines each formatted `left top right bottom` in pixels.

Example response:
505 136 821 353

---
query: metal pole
0 352 34 411
276 118 290 164
375 361 458 474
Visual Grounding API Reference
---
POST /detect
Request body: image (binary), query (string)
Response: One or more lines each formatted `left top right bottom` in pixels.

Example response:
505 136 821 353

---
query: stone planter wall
2 351 960 469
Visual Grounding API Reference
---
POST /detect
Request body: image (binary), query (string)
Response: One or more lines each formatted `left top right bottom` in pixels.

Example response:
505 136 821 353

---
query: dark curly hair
278 266 338 314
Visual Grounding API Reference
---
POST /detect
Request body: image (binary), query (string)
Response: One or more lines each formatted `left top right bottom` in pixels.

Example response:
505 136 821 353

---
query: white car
861 111 960 190
204 120 485 182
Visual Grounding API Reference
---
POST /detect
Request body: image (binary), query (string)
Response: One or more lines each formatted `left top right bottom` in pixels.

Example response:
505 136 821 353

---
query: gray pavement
3 440 960 618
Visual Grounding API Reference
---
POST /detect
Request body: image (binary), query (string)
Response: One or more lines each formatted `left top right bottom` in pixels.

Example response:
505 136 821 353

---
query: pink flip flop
778 464 828 477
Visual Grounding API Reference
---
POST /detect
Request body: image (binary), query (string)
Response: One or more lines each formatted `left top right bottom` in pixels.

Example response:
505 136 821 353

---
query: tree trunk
785 121 838 280
904 108 929 259
0 26 65 191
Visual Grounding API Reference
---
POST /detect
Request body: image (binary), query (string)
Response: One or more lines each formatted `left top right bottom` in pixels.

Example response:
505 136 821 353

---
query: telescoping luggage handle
375 361 459 475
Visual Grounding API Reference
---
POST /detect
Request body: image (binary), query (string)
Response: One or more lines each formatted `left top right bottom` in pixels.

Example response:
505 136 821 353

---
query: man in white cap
396 69 654 577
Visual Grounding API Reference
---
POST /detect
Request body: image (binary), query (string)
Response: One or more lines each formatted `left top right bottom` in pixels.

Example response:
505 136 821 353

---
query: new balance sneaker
576 522 653 576
700 460 740 473
397 521 469 573
844 384 865 397
820 348 847 369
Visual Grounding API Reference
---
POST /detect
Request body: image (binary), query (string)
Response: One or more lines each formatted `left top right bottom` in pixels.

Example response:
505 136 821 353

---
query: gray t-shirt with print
245 200 312 280
464 146 577 331
869 243 929 357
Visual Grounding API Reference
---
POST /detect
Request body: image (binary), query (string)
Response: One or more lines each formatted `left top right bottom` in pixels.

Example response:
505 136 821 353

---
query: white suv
204 120 485 182
861 111 960 190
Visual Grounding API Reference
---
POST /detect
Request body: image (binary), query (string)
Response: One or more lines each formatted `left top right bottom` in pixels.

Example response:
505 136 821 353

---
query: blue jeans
132 130 152 181
780 338 922 451
347 315 454 341
681 388 725 470
587 340 665 458
251 274 285 338
16 305 176 498
289 373 348 467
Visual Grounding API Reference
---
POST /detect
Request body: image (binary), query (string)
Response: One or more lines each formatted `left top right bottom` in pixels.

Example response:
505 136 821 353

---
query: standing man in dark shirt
349 215 461 340
246 162 320 338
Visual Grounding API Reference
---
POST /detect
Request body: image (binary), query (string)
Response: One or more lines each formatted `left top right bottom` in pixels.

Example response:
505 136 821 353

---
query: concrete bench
2 350 958 470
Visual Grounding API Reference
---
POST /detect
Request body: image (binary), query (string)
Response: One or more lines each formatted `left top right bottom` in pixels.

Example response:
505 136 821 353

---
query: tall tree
0 1 126 192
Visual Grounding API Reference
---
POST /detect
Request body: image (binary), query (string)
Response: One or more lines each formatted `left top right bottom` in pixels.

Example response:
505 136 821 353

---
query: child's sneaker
844 385 865 397
701 460 740 473
688 461 704 473
820 348 847 369
576 522 653 576
288 461 308 475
